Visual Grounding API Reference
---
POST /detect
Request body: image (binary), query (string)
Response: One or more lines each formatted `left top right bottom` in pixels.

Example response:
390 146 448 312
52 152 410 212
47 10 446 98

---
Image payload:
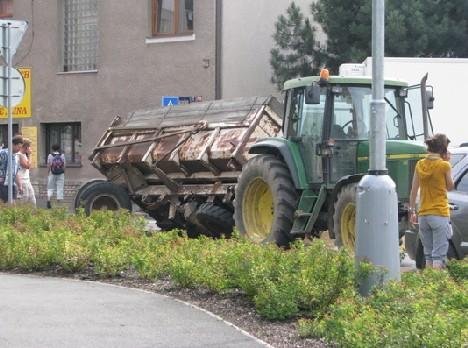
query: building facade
220 0 320 99
1 0 218 203
1 0 322 204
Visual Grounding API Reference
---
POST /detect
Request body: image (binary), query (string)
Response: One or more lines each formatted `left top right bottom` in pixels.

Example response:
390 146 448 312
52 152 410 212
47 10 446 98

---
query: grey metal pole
369 0 385 171
6 22 13 204
3 22 13 204
355 0 400 296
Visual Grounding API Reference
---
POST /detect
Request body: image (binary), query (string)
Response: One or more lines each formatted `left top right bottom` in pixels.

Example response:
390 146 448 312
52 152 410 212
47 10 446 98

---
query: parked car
405 147 468 268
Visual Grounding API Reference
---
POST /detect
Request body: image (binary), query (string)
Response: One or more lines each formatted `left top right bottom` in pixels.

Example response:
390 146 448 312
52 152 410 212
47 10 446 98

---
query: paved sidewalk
0 273 267 348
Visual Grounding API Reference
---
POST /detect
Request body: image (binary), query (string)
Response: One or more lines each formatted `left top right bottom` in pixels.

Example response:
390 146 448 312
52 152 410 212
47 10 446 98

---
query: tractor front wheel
333 183 358 251
234 155 298 246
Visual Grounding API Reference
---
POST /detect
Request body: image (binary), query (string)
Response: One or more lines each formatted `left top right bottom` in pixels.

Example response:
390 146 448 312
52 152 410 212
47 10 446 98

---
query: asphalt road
0 273 267 348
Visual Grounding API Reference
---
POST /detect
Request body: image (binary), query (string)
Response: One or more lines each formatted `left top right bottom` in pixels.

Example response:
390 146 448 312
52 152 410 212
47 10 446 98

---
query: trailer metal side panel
91 96 283 187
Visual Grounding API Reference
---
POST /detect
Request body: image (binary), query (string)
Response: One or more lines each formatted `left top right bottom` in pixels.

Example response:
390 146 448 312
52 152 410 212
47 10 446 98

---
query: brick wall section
32 180 83 207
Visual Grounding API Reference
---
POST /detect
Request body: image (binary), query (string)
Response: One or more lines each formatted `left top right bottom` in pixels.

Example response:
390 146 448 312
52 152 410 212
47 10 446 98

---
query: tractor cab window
285 88 304 137
383 89 402 139
284 87 326 183
405 86 426 140
330 86 403 141
331 87 369 140
300 93 326 139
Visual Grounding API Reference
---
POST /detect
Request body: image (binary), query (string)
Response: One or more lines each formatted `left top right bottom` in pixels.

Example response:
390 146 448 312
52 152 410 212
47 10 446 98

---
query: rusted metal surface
91 96 283 196
135 183 234 198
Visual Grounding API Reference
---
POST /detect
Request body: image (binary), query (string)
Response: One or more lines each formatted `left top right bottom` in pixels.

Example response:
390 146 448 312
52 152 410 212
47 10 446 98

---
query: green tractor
234 72 432 249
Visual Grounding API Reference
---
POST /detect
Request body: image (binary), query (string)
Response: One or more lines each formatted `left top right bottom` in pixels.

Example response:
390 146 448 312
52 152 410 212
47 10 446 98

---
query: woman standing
16 138 36 206
409 133 454 269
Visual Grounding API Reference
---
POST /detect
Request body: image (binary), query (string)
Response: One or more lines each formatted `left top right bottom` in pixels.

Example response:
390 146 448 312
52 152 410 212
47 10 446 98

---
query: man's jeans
0 183 17 203
419 215 450 267
47 173 64 200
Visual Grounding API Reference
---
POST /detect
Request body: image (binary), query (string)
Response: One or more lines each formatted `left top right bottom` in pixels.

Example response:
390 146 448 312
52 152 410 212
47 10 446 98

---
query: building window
0 0 13 18
152 0 193 36
62 0 98 72
0 124 19 147
44 123 81 165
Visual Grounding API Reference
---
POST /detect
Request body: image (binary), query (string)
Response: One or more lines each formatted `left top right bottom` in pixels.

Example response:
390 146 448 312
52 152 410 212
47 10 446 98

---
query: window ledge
145 34 195 44
57 70 98 76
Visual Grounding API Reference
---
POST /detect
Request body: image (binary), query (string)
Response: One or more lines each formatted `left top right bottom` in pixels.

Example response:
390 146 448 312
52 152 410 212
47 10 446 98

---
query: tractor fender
249 138 304 189
328 174 363 239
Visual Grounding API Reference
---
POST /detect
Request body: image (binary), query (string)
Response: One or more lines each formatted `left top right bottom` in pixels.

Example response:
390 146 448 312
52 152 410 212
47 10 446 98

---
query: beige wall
8 1 217 186
221 0 324 98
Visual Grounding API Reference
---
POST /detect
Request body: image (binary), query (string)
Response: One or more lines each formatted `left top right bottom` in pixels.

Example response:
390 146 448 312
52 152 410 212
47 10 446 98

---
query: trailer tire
77 182 132 215
234 155 298 246
150 206 184 231
193 203 234 238
74 179 106 211
334 183 357 251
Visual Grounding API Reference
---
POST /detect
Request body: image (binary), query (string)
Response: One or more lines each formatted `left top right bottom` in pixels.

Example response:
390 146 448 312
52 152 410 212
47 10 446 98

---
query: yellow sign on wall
0 67 31 118
19 126 37 169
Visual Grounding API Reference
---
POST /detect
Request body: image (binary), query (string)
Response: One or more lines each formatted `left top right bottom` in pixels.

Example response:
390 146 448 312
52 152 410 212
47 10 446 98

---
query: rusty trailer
79 96 283 235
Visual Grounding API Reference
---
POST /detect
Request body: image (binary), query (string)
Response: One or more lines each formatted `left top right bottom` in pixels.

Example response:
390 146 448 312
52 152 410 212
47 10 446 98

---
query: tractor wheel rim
242 177 274 242
341 202 356 250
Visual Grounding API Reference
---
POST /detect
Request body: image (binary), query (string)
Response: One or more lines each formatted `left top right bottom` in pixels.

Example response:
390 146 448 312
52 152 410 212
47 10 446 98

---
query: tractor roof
283 76 408 90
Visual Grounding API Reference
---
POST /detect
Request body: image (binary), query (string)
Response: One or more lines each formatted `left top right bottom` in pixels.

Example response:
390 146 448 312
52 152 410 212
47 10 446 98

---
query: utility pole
2 22 13 203
355 0 400 296
0 20 28 204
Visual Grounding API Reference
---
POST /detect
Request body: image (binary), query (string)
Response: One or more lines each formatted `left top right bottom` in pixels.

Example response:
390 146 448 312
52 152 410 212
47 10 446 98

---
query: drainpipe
215 0 222 99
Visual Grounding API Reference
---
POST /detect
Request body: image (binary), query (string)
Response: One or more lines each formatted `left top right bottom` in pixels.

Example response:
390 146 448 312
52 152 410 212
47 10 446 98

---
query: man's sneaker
46 201 51 209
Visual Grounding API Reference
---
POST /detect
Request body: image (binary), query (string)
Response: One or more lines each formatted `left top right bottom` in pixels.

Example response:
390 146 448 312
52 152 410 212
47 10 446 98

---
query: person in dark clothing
0 135 24 203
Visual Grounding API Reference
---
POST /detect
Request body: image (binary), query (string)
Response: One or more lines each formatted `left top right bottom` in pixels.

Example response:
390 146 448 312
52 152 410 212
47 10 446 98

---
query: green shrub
0 206 465 346
447 258 468 282
300 270 468 347
254 278 300 320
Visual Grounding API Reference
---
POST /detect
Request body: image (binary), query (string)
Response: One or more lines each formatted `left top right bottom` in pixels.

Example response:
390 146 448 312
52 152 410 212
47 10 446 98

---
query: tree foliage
271 0 468 85
313 0 468 72
270 2 324 90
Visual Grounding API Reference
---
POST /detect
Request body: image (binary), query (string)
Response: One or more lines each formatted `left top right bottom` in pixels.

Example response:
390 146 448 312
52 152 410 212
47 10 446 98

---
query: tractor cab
282 71 432 187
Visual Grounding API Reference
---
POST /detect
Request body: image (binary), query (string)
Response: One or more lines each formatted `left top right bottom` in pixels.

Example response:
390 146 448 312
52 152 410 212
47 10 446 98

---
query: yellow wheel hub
340 202 356 250
242 177 274 243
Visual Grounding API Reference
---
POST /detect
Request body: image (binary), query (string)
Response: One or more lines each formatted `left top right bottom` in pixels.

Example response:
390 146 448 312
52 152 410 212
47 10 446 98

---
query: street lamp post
355 0 400 296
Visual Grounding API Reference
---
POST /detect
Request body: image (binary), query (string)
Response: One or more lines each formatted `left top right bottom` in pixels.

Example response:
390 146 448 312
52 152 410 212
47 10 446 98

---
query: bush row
0 206 466 347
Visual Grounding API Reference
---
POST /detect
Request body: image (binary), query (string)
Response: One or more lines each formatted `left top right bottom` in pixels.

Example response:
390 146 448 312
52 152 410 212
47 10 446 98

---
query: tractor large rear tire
234 155 298 246
76 182 132 215
333 183 358 251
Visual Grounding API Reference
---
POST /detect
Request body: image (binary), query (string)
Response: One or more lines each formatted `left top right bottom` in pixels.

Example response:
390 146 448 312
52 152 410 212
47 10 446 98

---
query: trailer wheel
77 182 132 215
234 155 298 246
193 203 234 238
150 205 184 231
74 180 106 211
333 183 357 251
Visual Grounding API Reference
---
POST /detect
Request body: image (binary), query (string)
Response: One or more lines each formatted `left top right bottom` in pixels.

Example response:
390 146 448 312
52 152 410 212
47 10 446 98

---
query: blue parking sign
162 96 180 106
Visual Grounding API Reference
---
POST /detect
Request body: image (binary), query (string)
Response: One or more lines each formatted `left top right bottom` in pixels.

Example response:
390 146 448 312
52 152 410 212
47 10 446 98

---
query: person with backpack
47 144 65 209
0 135 24 203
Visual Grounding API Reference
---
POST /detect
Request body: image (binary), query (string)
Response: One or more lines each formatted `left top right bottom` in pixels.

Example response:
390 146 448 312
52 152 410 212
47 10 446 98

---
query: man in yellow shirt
409 133 454 269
